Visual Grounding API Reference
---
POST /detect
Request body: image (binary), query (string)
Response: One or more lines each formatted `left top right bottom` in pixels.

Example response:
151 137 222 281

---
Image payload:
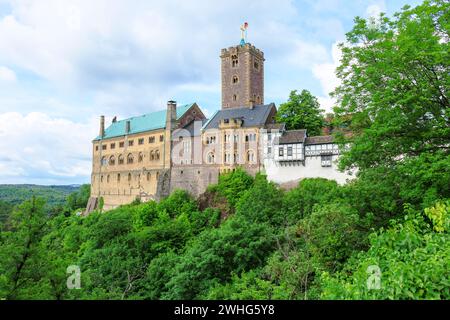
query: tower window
231 54 238 67
233 94 237 101
232 75 239 84
254 60 260 70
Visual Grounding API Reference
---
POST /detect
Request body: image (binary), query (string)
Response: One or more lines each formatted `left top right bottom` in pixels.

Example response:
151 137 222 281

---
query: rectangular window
160 135 164 142
110 143 115 149
149 136 155 143
267 147 272 154
287 146 293 156
128 140 134 147
268 133 272 141
279 147 284 156
102 145 107 150
138 138 144 145
119 141 124 148
321 155 332 167
95 145 99 151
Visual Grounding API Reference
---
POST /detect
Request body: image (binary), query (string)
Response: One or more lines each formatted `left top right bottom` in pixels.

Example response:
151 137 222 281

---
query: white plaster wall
263 154 354 185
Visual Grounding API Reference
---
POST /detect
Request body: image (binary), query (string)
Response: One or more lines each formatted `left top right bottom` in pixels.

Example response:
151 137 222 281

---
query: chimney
126 120 131 134
99 115 105 137
166 100 177 131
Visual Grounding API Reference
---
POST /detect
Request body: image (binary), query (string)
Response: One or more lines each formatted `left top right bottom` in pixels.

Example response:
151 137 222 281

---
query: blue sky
0 0 422 185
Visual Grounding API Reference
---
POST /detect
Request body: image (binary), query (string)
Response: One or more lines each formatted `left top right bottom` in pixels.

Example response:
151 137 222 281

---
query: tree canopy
276 89 325 135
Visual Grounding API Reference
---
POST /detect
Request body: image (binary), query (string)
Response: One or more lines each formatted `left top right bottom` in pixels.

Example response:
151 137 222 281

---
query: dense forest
0 184 80 206
0 0 448 300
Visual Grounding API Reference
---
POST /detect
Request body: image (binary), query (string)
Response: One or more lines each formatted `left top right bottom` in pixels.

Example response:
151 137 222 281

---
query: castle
86 35 352 213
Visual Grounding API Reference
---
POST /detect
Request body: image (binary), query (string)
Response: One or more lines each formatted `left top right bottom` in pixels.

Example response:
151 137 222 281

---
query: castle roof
305 135 334 145
202 103 276 130
94 103 194 141
279 129 307 144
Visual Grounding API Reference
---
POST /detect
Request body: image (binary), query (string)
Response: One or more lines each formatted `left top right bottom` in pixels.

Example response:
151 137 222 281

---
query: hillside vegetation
0 0 448 300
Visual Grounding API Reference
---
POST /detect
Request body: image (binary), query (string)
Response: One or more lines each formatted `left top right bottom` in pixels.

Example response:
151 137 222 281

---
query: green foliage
276 89 325 135
0 200 13 226
236 174 284 226
0 197 49 299
424 200 449 232
333 0 449 172
1 1 448 301
65 184 90 212
204 270 282 300
320 203 450 299
163 215 276 299
0 184 80 207
283 178 342 222
216 168 254 209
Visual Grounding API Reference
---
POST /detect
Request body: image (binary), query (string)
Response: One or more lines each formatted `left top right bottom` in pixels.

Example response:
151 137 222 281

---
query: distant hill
0 184 81 207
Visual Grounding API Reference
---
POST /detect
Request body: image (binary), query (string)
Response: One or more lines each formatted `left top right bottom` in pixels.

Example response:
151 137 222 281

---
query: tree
320 202 450 299
0 197 49 299
333 0 449 172
276 89 325 135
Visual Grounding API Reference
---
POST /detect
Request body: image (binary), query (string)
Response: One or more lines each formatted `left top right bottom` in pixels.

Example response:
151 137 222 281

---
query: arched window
138 152 143 163
232 75 239 84
155 150 160 160
127 153 134 164
247 150 255 163
107 175 110 183
147 172 151 181
109 155 115 166
233 94 237 101
256 96 261 104
150 151 155 161
128 173 132 182
207 152 215 164
118 154 124 165
100 156 107 166
117 173 121 182
231 54 238 67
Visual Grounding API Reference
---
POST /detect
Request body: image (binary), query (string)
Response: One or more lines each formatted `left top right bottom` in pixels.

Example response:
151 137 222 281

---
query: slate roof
265 123 286 131
173 119 208 138
202 103 276 130
94 103 194 141
305 135 334 145
279 129 307 144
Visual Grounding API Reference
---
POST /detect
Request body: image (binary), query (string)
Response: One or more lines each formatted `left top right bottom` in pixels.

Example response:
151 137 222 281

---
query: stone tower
221 43 264 109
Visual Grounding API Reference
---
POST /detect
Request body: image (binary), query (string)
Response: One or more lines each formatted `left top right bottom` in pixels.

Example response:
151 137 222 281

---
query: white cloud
312 42 342 113
0 112 97 184
0 65 16 82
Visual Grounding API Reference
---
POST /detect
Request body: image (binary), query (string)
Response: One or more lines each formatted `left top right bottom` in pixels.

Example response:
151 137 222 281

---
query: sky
0 0 422 185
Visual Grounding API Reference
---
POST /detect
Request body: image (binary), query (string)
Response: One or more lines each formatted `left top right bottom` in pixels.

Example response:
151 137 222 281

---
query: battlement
220 43 264 59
